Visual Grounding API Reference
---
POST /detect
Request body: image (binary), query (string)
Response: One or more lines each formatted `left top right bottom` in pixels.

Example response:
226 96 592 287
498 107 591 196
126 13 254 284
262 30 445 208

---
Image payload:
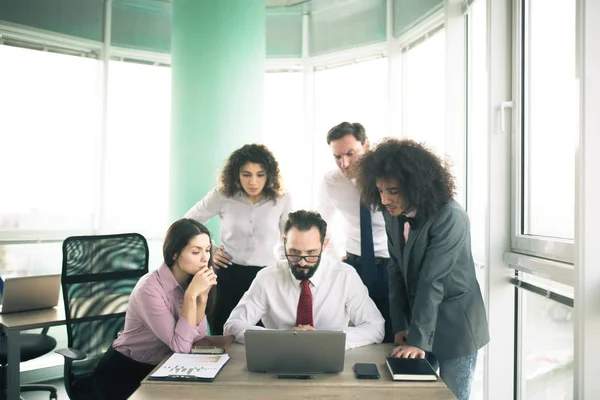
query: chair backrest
61 233 149 390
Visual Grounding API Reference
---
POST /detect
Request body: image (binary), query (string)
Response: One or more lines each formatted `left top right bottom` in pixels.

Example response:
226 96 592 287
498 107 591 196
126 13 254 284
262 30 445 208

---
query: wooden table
0 306 66 400
131 343 455 400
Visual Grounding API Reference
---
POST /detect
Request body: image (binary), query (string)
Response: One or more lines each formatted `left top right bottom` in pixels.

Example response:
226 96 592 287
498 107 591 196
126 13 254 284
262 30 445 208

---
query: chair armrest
55 347 87 361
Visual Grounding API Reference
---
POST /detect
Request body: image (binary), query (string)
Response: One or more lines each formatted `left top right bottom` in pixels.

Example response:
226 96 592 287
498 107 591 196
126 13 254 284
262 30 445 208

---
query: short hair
283 210 328 244
326 122 367 145
218 144 284 200
162 218 216 315
355 138 456 218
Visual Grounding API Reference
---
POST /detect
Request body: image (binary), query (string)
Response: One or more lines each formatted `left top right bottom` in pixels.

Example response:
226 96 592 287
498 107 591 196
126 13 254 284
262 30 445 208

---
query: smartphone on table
353 363 380 379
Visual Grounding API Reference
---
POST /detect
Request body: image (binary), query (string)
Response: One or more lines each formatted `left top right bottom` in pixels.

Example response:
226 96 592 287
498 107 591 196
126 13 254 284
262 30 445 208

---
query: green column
169 0 265 238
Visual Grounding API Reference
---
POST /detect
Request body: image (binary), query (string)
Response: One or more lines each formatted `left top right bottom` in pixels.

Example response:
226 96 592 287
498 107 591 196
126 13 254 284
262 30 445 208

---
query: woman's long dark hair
163 218 217 315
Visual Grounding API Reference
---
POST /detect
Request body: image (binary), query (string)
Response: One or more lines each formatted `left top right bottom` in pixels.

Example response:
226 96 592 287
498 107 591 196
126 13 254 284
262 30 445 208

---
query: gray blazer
385 199 489 360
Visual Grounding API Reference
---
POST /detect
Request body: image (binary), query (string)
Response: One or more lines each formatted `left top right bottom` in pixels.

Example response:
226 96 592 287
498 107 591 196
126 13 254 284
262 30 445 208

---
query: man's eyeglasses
284 240 323 264
285 253 322 264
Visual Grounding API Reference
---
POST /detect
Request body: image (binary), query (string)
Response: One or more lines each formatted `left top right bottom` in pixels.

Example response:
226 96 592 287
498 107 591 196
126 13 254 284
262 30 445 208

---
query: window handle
500 100 514 133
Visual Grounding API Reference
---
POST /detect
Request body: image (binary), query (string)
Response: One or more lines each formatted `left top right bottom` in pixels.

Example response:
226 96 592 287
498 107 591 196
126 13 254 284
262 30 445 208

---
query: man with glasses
224 210 384 349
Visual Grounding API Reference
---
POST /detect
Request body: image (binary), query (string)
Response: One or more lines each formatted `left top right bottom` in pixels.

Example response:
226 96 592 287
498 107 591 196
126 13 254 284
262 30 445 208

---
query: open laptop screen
0 274 61 314
244 330 346 374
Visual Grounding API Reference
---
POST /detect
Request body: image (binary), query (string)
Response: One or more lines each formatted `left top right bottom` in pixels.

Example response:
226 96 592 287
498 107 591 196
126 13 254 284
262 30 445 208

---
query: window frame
0 29 175 244
0 39 103 242
511 0 575 265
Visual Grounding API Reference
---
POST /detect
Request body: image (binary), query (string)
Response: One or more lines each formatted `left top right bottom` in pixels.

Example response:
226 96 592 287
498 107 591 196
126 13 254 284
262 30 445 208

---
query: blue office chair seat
0 330 58 400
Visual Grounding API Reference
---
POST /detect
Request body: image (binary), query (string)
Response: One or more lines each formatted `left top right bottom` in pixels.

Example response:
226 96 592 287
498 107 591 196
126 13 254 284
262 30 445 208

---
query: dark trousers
92 346 156 400
345 253 394 343
209 263 263 335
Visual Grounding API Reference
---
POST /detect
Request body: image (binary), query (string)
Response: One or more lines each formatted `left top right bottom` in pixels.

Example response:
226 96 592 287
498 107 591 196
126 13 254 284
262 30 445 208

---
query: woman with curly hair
355 138 489 400
185 143 292 334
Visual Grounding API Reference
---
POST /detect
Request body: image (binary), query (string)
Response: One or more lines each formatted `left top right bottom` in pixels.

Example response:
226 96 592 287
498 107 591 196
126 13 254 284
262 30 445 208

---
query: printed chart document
149 353 230 382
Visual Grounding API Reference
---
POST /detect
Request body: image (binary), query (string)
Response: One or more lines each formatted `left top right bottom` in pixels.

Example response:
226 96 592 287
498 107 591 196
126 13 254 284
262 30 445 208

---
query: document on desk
148 353 230 382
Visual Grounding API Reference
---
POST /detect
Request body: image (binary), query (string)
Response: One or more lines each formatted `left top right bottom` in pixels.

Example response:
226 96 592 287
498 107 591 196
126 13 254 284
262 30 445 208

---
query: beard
289 259 322 281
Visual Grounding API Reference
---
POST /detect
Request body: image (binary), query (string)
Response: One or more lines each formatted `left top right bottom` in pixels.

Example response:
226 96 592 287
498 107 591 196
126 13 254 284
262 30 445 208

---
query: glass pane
521 290 574 399
266 6 303 58
263 72 308 208
393 0 443 38
309 0 386 56
0 0 103 41
104 60 171 237
314 57 389 197
0 45 101 235
0 243 62 277
147 239 164 272
405 29 446 156
111 0 172 53
524 0 577 239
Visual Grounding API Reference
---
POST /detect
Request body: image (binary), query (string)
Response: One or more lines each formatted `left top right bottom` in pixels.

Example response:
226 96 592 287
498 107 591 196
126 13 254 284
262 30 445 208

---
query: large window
0 46 172 372
510 1 578 398
104 60 171 237
514 0 578 264
263 72 308 208
404 28 446 156
0 44 102 238
313 57 389 202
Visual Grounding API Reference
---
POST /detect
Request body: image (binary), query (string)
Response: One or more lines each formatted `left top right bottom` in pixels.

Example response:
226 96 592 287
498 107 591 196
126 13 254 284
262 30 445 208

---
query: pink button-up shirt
112 264 208 365
403 209 418 242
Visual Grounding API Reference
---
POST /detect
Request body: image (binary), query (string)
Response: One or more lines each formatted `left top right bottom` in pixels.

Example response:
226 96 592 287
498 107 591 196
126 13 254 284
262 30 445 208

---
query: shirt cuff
195 317 208 337
175 316 201 345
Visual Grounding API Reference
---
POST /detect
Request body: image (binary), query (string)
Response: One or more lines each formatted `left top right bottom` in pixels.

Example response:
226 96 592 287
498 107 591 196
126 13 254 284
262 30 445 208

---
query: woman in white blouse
185 143 292 334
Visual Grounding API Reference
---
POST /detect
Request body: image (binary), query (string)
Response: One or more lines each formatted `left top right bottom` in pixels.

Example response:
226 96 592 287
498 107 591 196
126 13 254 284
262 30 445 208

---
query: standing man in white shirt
224 210 384 350
316 122 393 343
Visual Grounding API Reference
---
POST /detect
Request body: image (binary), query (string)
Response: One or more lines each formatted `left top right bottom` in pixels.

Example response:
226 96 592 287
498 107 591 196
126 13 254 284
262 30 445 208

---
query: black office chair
54 233 149 400
0 328 58 400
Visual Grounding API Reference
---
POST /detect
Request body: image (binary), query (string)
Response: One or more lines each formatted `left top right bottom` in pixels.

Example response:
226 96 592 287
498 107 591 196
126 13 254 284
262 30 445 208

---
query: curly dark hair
218 144 284 201
355 138 456 218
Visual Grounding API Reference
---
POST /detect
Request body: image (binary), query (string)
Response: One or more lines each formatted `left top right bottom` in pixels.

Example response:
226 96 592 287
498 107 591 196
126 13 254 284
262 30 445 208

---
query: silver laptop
244 330 346 374
0 274 61 314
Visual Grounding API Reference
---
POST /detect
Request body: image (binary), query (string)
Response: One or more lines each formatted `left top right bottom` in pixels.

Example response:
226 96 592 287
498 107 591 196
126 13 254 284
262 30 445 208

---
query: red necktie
296 280 313 327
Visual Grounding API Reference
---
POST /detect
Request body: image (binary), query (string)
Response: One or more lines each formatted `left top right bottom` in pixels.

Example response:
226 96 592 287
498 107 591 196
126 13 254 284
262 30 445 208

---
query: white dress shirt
184 188 293 267
317 169 389 259
223 258 385 349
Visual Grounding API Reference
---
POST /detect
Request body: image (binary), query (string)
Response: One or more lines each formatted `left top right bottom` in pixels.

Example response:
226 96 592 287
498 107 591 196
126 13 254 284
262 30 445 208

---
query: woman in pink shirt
92 218 217 400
